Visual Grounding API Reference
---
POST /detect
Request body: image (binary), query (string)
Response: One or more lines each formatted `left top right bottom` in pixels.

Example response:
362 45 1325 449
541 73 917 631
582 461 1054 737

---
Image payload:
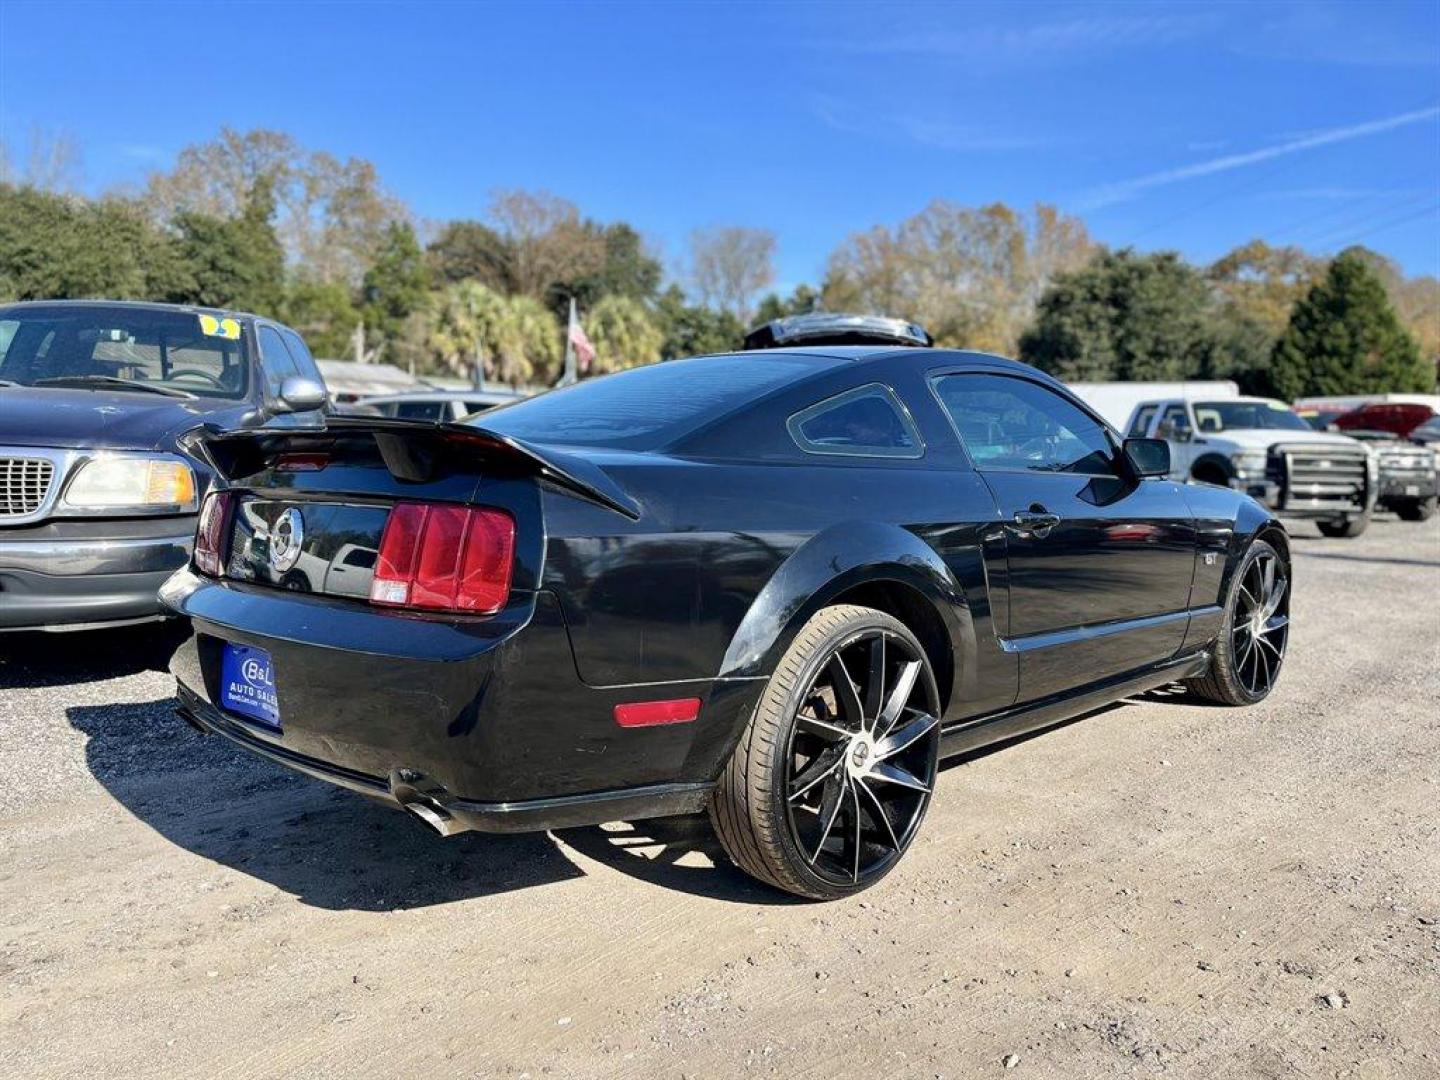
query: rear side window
787 384 922 458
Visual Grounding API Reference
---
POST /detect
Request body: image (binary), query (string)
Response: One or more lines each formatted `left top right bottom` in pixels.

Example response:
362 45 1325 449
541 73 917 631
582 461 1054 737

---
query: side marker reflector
613 698 701 728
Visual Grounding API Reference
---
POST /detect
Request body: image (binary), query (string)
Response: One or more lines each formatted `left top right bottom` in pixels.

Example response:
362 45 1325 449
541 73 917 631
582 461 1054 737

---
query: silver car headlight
61 454 198 513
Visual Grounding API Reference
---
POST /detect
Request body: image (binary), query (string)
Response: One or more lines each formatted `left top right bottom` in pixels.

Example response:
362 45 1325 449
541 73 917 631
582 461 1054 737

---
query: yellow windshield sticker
1266 400 1290 411
198 314 241 340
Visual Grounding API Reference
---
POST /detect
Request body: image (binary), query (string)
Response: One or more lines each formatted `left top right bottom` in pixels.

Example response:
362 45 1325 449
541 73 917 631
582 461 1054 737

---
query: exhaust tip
401 797 466 837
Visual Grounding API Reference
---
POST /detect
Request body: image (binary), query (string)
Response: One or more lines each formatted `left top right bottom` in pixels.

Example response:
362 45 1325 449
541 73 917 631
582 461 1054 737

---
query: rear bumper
0 518 193 631
161 569 762 831
175 685 712 833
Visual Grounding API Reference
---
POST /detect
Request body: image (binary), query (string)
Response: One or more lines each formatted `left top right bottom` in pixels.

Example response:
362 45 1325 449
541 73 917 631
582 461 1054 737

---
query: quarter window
931 373 1117 476
786 384 923 458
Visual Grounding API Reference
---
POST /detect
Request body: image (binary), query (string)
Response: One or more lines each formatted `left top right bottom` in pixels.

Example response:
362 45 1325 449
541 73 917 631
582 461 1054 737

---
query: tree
1205 240 1326 395
823 201 1093 354
362 221 431 356
0 185 187 301
586 295 663 373
0 126 83 193
168 176 285 313
145 126 407 285
280 279 361 359
687 226 776 321
1270 248 1432 399
487 188 605 299
426 282 560 386
1019 249 1222 382
427 219 514 290
753 284 821 325
1208 240 1324 337
552 221 662 316
656 285 745 359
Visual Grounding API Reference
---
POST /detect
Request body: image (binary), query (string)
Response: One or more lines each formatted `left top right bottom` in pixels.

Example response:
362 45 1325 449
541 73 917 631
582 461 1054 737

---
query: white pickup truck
1124 396 1376 538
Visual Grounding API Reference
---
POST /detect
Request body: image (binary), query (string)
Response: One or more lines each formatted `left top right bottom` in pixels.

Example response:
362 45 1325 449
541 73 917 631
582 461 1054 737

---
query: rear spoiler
180 416 642 520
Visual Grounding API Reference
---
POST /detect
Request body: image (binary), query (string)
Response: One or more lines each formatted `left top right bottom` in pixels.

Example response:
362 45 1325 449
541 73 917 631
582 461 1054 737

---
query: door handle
1010 509 1062 538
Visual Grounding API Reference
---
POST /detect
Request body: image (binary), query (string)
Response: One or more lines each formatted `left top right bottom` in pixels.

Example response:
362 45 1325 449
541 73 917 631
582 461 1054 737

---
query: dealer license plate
219 643 281 730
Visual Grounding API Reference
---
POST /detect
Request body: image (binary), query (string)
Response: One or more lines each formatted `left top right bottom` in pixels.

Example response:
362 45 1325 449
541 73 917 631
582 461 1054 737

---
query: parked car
0 300 327 632
361 389 526 422
1333 401 1436 439
165 348 1290 899
1409 415 1440 446
1124 396 1375 538
1338 430 1438 521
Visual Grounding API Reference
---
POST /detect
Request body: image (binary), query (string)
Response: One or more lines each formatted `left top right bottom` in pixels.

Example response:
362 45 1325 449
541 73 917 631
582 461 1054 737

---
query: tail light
193 491 234 577
370 502 515 614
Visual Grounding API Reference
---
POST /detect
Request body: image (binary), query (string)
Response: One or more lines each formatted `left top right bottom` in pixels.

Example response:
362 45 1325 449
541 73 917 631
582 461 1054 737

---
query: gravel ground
1 515 1437 1079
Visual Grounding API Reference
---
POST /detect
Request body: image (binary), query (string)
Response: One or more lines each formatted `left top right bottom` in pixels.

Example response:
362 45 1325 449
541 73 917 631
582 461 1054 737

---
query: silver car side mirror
276 376 328 413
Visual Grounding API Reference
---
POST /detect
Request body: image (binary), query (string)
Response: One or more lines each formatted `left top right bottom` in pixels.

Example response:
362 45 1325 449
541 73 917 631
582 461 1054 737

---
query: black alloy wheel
1188 538 1290 705
710 605 942 899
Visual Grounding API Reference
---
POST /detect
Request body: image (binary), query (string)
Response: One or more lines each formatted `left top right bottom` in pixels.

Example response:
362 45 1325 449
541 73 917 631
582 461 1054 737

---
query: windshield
474 353 829 449
1192 400 1310 433
0 305 250 399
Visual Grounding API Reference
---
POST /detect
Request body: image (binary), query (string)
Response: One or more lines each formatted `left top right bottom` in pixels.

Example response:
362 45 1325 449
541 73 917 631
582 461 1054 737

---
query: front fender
717 520 972 686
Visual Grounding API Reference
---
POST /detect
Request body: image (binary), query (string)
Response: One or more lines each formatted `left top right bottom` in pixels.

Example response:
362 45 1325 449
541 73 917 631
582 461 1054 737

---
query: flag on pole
567 298 596 375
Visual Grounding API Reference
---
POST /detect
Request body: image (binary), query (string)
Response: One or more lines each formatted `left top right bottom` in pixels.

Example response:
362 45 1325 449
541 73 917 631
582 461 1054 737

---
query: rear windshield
475 354 827 449
0 305 250 399
1192 400 1310 433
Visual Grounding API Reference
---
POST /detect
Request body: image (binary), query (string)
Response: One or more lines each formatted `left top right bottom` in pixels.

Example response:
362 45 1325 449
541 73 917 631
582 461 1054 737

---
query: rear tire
708 604 941 900
1316 513 1369 538
1186 538 1289 706
1396 496 1437 522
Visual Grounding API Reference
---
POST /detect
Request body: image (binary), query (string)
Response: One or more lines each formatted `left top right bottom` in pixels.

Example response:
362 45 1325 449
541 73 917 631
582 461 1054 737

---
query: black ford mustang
164 347 1291 899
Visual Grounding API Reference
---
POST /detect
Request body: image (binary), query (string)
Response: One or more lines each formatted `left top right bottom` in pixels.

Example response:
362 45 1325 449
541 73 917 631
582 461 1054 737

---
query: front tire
1186 538 1290 706
709 604 942 900
1316 513 1369 538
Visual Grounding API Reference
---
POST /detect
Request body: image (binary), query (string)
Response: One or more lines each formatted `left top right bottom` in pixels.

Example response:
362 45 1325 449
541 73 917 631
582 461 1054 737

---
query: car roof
0 297 263 322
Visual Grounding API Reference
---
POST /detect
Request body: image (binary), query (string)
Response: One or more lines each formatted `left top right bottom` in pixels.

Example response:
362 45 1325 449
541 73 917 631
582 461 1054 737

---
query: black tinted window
932 373 1116 475
0 305 250 398
787 384 922 458
477 354 826 449
394 400 447 421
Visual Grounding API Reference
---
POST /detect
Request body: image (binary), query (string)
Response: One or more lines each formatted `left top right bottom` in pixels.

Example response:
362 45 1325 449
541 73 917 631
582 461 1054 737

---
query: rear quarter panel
539 453 1008 721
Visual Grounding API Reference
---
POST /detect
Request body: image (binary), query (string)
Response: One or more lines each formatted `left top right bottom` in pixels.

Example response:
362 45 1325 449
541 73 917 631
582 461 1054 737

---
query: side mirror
1124 437 1170 478
276 376 328 413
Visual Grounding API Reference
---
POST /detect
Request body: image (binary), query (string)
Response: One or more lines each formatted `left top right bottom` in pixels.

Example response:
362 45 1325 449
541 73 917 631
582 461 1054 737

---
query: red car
1333 402 1436 438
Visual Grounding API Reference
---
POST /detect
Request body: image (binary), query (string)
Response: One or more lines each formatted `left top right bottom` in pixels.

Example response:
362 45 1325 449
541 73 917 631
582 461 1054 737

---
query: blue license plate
219 643 281 730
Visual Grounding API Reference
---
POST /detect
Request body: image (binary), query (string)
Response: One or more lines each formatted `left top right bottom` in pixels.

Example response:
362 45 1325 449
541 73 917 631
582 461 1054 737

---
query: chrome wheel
1231 547 1289 697
783 628 941 888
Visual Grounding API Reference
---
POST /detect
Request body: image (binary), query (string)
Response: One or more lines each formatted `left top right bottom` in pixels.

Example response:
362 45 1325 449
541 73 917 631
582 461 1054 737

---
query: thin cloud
835 11 1217 62
1080 106 1440 210
813 96 1060 153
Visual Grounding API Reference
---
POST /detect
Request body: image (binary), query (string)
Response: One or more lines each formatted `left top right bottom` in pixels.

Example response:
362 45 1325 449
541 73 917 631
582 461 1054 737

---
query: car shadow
0 622 188 689
67 696 797 909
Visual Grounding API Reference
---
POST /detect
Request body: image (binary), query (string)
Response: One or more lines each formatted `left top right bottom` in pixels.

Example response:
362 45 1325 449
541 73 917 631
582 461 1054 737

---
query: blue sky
2 0 1437 288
